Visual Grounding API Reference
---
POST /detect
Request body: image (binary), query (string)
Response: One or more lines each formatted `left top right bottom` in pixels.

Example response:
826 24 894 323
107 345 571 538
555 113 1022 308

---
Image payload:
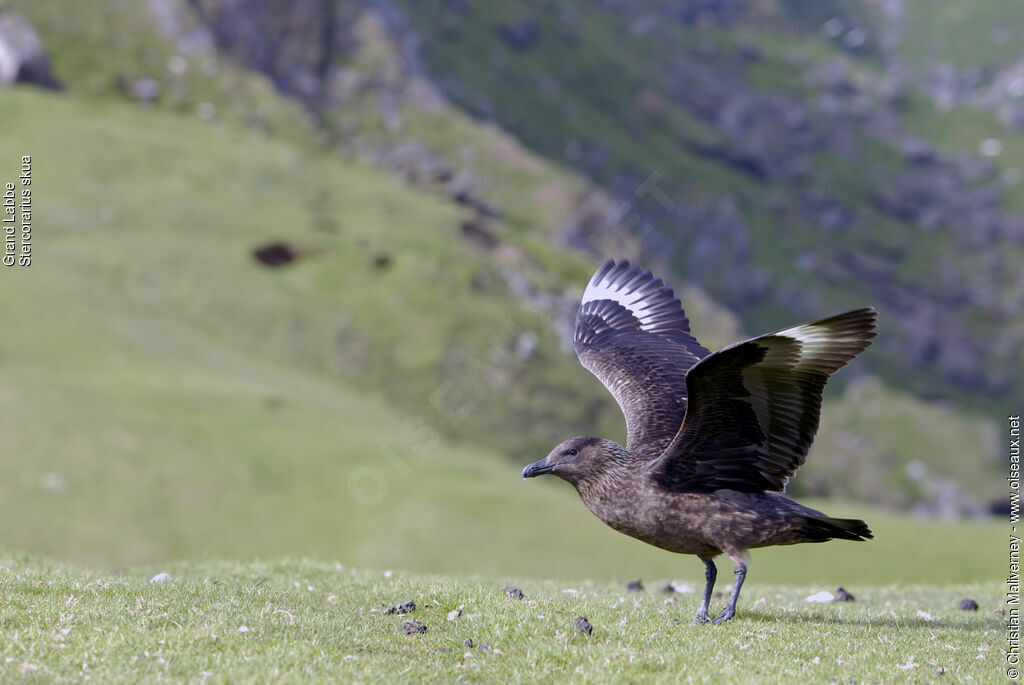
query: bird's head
521 436 616 487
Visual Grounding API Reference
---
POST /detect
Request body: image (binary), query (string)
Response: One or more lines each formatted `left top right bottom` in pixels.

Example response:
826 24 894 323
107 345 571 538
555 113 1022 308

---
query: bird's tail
797 515 873 542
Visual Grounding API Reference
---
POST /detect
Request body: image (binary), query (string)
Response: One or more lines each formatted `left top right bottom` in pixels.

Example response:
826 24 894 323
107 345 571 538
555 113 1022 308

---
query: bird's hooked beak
521 458 554 479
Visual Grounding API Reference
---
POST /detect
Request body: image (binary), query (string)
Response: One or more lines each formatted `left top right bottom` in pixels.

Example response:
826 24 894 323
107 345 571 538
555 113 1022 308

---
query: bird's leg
694 559 716 623
712 560 747 624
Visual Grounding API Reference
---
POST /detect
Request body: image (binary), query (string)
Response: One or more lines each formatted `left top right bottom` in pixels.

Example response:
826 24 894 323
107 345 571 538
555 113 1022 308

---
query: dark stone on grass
252 242 298 267
497 19 540 51
0 10 63 90
503 586 525 600
383 600 416 615
660 581 677 594
833 587 855 602
118 76 162 103
464 638 474 648
401 620 427 634
460 221 499 250
959 598 979 611
990 498 1012 516
573 616 593 635
626 579 644 592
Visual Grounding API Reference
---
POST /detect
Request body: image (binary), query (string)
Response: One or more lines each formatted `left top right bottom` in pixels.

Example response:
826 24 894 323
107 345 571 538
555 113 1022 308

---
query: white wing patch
776 317 873 365
582 267 664 332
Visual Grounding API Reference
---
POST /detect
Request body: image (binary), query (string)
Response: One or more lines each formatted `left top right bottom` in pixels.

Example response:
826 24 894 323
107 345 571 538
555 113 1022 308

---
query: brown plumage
522 260 875 623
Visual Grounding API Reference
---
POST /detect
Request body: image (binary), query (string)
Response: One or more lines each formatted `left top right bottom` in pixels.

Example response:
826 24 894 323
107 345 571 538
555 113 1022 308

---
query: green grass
903 98 1024 212
888 0 1024 71
0 554 1006 683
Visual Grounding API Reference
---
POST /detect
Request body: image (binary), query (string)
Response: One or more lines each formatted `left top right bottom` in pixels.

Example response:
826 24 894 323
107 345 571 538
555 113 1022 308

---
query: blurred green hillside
396 0 1024 408
0 0 1014 577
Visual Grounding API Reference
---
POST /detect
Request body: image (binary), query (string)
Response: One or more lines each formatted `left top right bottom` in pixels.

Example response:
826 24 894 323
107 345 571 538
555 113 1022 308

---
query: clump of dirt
383 600 416 615
503 586 525 599
460 221 499 250
626 579 644 592
402 620 427 634
833 587 855 601
573 616 593 635
959 598 979 611
252 242 300 267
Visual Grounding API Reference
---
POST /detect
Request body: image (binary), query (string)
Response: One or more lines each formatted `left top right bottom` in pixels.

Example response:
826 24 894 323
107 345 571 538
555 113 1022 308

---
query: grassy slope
890 0 1024 71
6 0 639 464
0 87 1007 583
14 0 1009 508
0 555 1005 683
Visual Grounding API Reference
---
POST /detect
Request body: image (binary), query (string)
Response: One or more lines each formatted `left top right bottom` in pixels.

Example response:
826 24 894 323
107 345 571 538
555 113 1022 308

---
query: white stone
805 590 835 603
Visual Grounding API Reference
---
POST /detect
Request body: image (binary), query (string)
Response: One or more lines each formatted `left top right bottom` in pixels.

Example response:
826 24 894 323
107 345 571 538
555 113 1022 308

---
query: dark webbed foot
694 610 710 624
711 607 735 623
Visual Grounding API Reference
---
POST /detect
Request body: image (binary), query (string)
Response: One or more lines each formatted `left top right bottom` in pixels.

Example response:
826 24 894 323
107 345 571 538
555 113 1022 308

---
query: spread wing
574 260 710 456
649 308 877 493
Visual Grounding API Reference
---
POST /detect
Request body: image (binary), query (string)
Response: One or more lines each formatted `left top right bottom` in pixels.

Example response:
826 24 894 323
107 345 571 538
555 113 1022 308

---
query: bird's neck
573 444 645 502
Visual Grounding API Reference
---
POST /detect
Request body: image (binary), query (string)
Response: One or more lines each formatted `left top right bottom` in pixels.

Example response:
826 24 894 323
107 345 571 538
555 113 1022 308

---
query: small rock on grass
383 600 416 615
573 616 593 635
626 579 644 592
660 581 693 595
402 620 427 634
503 585 525 600
464 638 474 648
805 590 834 603
447 604 465 621
150 573 172 583
959 598 979 611
833 587 855 602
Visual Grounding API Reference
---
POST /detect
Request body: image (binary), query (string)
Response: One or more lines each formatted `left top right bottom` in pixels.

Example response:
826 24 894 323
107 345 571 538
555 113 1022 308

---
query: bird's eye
565 448 578 457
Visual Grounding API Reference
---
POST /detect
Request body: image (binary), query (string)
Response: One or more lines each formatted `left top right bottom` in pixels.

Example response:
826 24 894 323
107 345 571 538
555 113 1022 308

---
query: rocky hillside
393 0 1024 409
1 0 1010 513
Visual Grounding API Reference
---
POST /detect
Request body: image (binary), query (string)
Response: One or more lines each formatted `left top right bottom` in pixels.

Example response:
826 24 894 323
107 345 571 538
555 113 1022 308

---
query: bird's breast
579 482 724 556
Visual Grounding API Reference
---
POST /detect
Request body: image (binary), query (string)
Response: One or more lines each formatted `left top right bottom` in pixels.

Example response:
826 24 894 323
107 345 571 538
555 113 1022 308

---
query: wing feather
574 260 709 455
649 308 877 492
